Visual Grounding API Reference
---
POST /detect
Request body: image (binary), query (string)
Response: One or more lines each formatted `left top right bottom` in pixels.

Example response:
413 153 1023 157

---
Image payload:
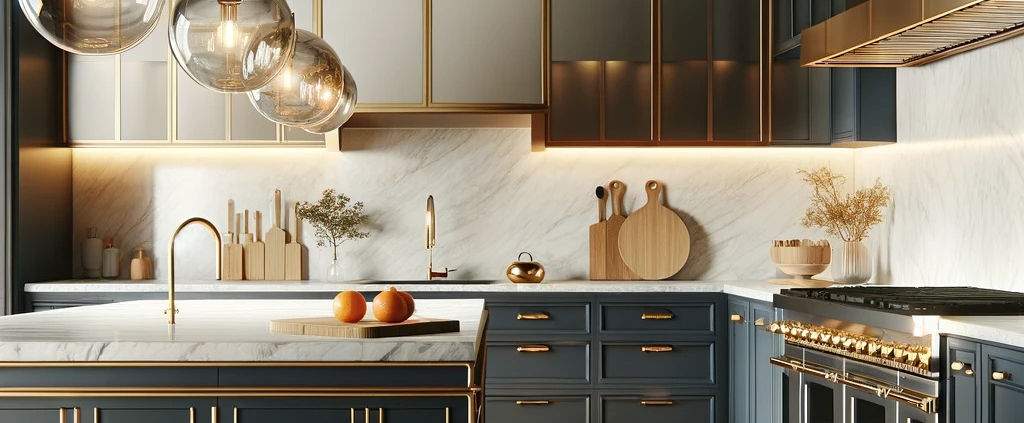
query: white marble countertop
25 279 786 302
938 315 1024 349
0 299 484 362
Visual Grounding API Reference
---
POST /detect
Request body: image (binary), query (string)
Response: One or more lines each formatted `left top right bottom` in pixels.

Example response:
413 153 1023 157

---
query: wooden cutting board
617 180 690 280
605 180 640 280
265 189 286 280
270 316 460 338
588 186 608 280
284 203 303 281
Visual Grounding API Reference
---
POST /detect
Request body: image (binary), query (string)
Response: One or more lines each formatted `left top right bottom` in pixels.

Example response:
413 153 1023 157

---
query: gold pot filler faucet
426 195 456 280
166 217 222 325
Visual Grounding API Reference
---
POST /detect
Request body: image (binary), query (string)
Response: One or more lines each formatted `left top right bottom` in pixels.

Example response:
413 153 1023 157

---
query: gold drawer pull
515 400 550 405
993 371 1011 381
951 361 969 371
641 311 674 320
731 314 745 323
641 345 673 353
754 317 766 327
640 400 674 406
517 312 550 320
517 345 550 353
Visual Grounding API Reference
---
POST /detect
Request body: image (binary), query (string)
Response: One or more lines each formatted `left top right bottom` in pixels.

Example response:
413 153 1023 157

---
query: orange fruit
332 290 366 323
397 290 415 320
373 287 409 323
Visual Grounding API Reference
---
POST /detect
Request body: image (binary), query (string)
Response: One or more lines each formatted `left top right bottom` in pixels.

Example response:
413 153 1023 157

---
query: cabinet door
946 337 980 423
119 5 169 143
324 0 424 106
549 0 651 143
981 343 1024 423
485 396 590 423
728 299 751 423
0 399 74 423
431 0 543 105
830 68 896 144
223 396 465 423
712 0 760 141
660 0 708 141
85 398 216 423
750 300 780 423
601 395 714 423
69 56 116 142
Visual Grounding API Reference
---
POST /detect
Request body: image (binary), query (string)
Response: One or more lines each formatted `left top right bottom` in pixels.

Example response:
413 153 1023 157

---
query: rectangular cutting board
270 316 460 338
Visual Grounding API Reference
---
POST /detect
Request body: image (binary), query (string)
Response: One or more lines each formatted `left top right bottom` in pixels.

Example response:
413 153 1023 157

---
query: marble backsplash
72 132 853 282
855 35 1024 291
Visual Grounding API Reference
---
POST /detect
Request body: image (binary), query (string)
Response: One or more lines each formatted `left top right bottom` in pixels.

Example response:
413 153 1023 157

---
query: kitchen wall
856 35 1024 291
72 134 853 282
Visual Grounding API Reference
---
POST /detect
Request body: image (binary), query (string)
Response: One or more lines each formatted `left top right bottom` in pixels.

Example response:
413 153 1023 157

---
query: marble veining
0 299 483 362
72 132 853 284
855 35 1024 291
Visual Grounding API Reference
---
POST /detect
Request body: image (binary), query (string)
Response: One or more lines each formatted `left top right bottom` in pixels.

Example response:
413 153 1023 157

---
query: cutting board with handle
224 212 245 280
605 180 640 280
588 186 608 280
246 211 266 280
270 316 460 338
617 180 690 280
265 189 286 280
284 203 303 281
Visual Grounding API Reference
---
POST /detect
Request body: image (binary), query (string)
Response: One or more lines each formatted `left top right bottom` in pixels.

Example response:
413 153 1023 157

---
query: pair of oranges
332 287 416 323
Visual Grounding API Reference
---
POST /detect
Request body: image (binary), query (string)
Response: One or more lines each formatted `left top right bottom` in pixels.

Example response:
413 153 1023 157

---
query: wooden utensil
617 180 690 280
285 203 303 281
224 212 244 280
605 180 640 280
246 211 266 280
264 189 287 280
270 316 460 338
589 186 608 280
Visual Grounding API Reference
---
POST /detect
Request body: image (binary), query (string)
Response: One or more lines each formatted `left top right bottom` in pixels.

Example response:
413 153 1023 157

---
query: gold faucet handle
164 308 179 315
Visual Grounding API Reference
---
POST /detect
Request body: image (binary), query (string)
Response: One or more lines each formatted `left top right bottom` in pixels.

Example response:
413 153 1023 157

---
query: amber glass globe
169 0 295 93
247 29 347 129
300 65 357 134
20 0 166 54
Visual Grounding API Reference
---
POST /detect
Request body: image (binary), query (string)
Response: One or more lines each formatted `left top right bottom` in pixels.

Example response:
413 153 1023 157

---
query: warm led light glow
217 19 238 49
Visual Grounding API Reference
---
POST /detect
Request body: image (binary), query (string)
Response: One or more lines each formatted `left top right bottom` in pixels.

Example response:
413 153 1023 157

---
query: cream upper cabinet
324 0 425 106
431 0 544 105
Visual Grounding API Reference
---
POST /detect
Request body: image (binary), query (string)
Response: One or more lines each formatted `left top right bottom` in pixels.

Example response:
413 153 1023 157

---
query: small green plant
295 189 370 260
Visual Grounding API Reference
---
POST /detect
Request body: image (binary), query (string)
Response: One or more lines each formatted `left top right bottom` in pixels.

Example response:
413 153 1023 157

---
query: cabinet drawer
985 344 1024 390
485 396 589 423
601 395 714 423
487 303 589 333
600 303 714 334
486 342 590 384
599 342 715 384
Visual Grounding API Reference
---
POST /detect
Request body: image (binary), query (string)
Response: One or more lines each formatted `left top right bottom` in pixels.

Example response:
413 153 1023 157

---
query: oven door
780 347 844 423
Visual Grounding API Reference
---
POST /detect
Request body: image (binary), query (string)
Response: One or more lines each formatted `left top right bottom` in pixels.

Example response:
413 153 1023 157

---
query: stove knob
894 344 908 362
820 331 832 344
807 329 820 342
768 322 781 333
831 333 845 347
842 337 855 350
799 328 810 340
880 343 895 359
917 348 932 371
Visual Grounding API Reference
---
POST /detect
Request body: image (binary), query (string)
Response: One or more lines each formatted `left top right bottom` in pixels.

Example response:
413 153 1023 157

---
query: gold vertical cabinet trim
364 407 370 423
516 312 550 320
114 53 121 142
59 407 66 423
350 408 355 423
761 0 771 144
94 407 98 423
212 406 218 423
169 0 179 144
423 0 431 107
705 0 713 142
541 0 550 106
378 407 384 423
516 344 551 352
190 407 195 423
233 406 238 423
641 345 673 352
446 407 451 423
640 400 674 406
313 0 323 37
652 0 661 142
75 406 80 423
598 61 606 141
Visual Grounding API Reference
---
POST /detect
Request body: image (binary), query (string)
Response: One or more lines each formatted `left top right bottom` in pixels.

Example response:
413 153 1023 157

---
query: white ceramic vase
833 240 871 284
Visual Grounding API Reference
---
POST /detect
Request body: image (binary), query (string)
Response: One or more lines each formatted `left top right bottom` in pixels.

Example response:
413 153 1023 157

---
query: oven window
806 382 834 423
782 373 789 423
851 397 885 423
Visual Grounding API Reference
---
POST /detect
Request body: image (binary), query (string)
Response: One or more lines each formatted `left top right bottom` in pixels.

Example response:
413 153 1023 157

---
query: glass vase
833 240 872 284
325 258 344 282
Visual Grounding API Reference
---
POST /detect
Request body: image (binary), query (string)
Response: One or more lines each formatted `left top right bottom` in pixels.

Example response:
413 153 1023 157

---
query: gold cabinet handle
993 371 1011 381
59 407 81 423
951 361 970 371
641 311 674 320
515 400 550 405
754 317 766 326
517 312 550 320
640 400 674 406
516 344 550 352
731 314 745 323
641 345 673 352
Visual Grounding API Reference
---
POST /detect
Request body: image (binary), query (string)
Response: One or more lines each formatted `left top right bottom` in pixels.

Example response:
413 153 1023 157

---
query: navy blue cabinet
944 335 1024 423
0 398 217 423
729 297 781 423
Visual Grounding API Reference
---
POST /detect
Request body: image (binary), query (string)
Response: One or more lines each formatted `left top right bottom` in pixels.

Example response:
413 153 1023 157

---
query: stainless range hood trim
800 0 1024 67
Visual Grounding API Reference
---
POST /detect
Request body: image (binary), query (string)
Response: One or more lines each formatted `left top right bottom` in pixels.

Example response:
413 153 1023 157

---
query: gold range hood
801 0 1024 67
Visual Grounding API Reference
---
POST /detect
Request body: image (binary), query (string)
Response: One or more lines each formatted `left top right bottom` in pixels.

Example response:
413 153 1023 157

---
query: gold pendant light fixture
169 0 297 92
19 0 167 54
247 29 358 134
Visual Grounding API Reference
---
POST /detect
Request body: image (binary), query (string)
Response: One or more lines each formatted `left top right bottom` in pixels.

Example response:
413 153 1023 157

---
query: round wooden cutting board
617 180 690 280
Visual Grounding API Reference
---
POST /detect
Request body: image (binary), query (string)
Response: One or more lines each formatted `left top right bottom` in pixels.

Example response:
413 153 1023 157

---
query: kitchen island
0 299 486 423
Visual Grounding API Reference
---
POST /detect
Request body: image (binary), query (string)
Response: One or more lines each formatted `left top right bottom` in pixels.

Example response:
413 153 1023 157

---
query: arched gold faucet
426 195 455 279
166 217 222 325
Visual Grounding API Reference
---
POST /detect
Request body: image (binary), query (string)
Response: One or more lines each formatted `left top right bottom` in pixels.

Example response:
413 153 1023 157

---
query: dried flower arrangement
295 189 370 260
798 166 891 242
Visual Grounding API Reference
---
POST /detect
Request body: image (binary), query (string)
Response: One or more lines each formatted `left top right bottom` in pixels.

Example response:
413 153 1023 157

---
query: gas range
770 286 1024 423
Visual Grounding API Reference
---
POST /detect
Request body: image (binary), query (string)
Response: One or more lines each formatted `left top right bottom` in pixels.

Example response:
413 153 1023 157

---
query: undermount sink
355 280 500 285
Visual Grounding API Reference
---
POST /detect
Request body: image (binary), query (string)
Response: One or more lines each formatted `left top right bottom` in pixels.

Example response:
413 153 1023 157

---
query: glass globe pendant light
300 65 357 134
247 29 358 133
20 0 166 54
169 0 296 92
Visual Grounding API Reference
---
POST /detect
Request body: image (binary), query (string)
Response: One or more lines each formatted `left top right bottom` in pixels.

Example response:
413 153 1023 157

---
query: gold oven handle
516 345 550 353
517 312 550 320
641 345 673 353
